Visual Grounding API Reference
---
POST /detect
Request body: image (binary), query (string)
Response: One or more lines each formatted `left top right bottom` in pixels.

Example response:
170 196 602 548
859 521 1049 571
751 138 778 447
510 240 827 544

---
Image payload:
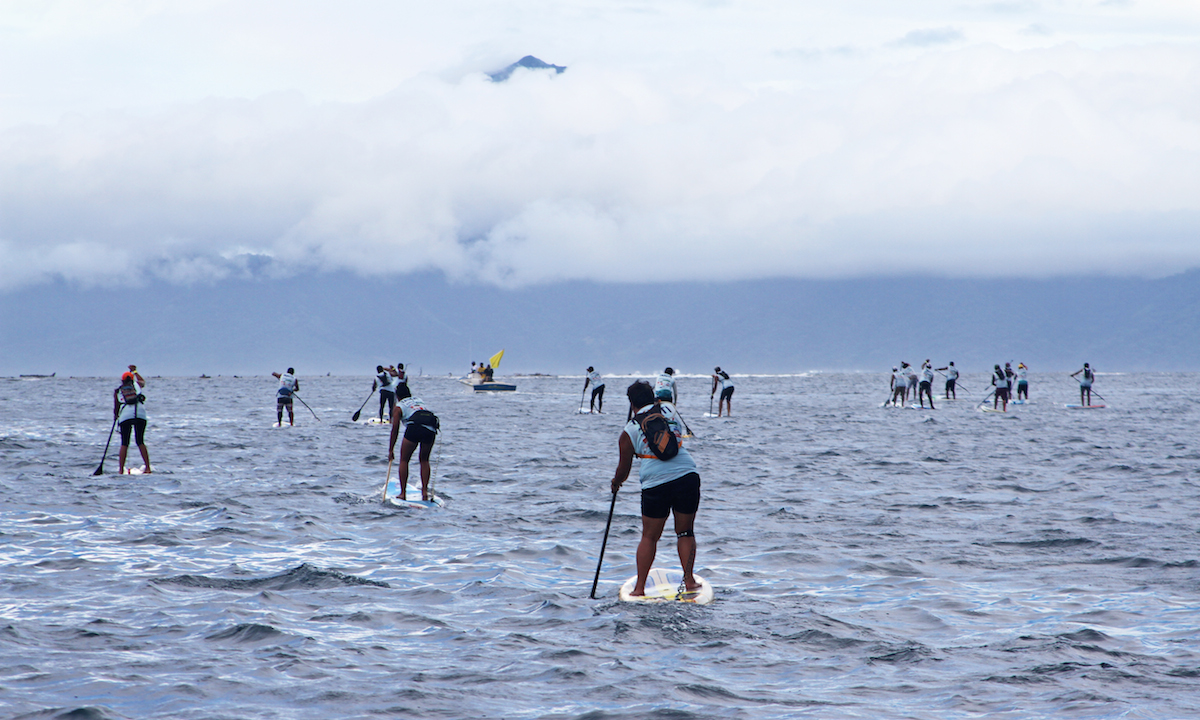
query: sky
2 0 1200 292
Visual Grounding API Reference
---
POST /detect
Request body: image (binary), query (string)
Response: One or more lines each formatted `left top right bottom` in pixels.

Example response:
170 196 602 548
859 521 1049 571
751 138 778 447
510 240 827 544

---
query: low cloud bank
2 43 1198 290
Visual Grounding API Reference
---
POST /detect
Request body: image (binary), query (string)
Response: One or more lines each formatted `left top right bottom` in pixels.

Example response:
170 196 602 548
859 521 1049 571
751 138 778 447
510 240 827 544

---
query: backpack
119 382 143 405
634 403 679 460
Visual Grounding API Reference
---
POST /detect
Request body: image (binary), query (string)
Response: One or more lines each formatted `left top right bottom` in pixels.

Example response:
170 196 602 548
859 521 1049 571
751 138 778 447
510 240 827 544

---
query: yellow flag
489 349 505 369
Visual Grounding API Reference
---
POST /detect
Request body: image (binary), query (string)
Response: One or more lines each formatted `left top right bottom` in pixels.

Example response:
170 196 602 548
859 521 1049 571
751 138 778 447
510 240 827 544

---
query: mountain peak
488 56 567 83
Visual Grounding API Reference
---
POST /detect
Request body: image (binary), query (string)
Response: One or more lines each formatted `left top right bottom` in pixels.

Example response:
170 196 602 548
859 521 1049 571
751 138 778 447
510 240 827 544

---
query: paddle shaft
293 392 320 421
93 414 118 475
351 388 375 421
589 490 619 599
382 456 393 503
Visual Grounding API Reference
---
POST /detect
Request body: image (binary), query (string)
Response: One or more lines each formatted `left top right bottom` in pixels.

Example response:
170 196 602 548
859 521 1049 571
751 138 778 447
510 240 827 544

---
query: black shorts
277 395 293 408
640 472 701 520
919 381 931 391
403 412 439 444
119 418 147 446
995 387 1009 400
719 387 734 401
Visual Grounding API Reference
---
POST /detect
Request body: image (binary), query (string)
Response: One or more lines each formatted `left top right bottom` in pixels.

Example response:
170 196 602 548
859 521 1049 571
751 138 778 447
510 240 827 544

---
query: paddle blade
92 464 104 476
351 410 361 422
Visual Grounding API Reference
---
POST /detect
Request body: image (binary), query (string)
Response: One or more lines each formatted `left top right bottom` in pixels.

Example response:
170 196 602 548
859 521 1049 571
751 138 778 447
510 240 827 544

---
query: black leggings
380 390 395 419
590 385 605 411
119 418 147 446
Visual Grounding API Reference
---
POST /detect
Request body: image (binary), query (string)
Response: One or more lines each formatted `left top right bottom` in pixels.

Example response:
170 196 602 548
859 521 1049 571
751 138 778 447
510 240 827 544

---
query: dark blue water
2 372 1198 719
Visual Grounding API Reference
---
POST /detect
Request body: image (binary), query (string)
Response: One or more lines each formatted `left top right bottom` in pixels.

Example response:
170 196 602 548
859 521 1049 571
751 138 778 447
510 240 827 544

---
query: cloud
893 27 966 47
2 12 1200 290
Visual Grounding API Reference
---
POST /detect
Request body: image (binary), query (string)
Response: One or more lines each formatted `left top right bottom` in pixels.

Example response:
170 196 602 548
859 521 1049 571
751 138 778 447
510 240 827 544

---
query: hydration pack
634 403 679 460
409 409 439 432
119 382 143 405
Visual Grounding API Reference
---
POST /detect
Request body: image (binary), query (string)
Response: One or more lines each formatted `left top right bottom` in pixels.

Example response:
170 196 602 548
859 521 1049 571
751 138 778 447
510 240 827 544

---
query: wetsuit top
377 372 396 392
654 373 676 399
397 396 437 428
587 370 604 388
992 370 1006 388
277 373 297 397
116 381 147 423
1017 367 1028 383
946 367 959 380
623 402 697 491
716 373 734 391
921 367 934 384
1080 368 1094 387
892 369 906 386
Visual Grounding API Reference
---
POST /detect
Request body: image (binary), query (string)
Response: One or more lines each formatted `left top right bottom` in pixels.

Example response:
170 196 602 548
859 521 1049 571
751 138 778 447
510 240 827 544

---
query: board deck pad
619 567 713 604
383 475 444 509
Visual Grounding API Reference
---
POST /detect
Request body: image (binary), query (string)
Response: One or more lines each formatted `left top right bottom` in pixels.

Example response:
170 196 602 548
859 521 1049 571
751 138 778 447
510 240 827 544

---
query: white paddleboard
619 567 713 604
1066 404 1106 410
366 417 391 425
383 476 444 509
272 422 293 428
123 466 147 475
979 405 1008 413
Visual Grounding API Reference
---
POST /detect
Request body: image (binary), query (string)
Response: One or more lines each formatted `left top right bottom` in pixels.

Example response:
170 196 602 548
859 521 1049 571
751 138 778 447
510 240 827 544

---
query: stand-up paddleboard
272 422 293 428
123 466 147 475
366 417 391 425
1066 404 1106 410
383 475 444 509
619 567 713 604
979 405 1007 413
576 407 598 414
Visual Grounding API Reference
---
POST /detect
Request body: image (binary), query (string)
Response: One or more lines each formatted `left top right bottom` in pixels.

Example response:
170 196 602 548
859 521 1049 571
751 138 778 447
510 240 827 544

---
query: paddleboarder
610 380 702 597
374 365 397 422
991 364 1009 412
711 367 735 416
1016 363 1029 401
272 368 298 426
584 366 605 413
936 361 958 399
1071 363 1096 406
889 365 906 406
112 365 151 474
918 360 936 409
387 385 440 502
654 367 678 404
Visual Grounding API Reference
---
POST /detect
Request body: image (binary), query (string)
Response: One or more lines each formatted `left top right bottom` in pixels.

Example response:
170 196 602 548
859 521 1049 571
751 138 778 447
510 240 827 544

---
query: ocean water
2 372 1199 719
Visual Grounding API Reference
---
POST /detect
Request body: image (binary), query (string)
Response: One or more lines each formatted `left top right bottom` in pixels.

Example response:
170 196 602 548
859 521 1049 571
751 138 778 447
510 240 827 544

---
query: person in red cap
112 364 151 474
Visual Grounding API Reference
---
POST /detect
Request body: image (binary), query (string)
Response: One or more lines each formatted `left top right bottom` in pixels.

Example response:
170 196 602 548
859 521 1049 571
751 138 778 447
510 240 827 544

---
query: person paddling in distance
387 385 440 502
889 366 906 407
918 360 936 409
711 367 735 416
272 368 298 426
113 365 151 474
935 361 958 399
1071 362 1096 405
991 364 1009 412
610 380 702 597
1015 363 1030 401
374 365 397 422
393 362 409 391
654 367 678 404
584 366 605 413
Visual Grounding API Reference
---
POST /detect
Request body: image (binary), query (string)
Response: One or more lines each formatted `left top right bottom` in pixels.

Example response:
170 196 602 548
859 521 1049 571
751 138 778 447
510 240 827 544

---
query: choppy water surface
2 372 1199 719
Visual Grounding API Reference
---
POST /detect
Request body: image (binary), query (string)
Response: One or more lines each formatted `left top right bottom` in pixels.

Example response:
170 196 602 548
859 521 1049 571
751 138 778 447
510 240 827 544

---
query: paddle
93 414 118 476
579 386 586 414
676 409 696 439
351 388 375 422
977 389 996 409
709 392 714 416
381 456 393 503
589 489 619 599
293 392 320 421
